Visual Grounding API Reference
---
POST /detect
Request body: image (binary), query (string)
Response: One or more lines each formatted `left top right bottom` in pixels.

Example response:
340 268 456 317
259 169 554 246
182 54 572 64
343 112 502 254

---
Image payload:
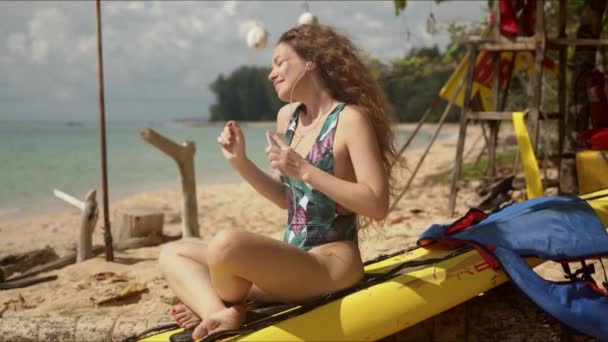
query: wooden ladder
447 0 554 216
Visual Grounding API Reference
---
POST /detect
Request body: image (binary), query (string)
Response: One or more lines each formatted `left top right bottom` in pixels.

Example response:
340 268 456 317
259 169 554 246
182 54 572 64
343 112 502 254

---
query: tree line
208 44 466 123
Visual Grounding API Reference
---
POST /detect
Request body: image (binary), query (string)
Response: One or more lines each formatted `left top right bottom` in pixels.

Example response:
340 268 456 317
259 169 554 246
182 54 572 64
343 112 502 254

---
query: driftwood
0 275 58 290
53 189 99 262
4 245 105 284
0 247 58 282
140 128 200 238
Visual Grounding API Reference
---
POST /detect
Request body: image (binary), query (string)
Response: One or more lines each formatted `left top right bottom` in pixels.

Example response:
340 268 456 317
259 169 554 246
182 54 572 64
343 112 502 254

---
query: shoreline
0 123 463 224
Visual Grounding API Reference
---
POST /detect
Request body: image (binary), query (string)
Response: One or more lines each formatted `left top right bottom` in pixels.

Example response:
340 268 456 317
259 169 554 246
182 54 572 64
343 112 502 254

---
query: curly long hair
278 24 399 224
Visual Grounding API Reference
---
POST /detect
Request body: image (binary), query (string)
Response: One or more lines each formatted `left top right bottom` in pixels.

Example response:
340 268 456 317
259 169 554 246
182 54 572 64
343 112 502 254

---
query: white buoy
298 12 318 26
246 24 268 51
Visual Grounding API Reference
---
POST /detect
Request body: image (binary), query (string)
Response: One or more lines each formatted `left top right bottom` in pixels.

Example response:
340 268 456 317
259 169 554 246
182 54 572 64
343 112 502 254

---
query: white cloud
30 39 49 63
127 1 145 13
223 1 238 17
7 33 27 56
0 1 487 121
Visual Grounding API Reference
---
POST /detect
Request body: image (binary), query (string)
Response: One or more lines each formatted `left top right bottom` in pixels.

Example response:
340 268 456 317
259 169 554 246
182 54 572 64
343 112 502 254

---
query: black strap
562 261 596 283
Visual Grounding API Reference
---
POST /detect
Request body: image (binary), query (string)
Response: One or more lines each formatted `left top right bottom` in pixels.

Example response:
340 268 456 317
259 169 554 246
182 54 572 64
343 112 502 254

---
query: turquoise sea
0 120 442 220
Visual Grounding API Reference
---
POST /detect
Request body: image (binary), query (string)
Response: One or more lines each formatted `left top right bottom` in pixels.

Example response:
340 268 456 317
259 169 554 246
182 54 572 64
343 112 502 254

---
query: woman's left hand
265 131 311 180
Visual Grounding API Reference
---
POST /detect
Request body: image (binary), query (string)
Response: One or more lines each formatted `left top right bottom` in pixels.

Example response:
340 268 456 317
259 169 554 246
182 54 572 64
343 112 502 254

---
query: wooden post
487 50 500 179
528 0 545 153
448 47 477 216
53 189 98 263
140 128 200 238
95 0 114 262
557 0 567 193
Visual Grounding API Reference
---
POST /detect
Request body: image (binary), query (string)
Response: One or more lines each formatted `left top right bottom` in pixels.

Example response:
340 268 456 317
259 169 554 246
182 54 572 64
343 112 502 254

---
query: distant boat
66 121 84 127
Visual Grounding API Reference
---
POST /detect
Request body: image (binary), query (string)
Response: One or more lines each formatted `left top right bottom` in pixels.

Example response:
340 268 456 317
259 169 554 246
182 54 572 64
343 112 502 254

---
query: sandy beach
1 122 553 336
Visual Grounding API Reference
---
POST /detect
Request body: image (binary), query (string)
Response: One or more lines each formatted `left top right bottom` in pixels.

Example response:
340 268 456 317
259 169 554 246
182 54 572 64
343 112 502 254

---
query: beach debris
410 208 425 215
390 216 411 225
0 274 58 290
95 282 148 306
140 128 199 238
53 188 99 262
112 207 164 243
0 246 58 281
92 272 130 283
3 245 104 286
468 176 515 211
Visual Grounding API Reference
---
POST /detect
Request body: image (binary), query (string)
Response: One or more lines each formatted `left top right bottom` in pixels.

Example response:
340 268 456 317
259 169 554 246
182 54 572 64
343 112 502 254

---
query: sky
0 1 487 122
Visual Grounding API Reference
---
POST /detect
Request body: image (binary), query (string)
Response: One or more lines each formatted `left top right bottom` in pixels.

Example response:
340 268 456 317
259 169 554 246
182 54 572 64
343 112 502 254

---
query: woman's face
268 42 309 102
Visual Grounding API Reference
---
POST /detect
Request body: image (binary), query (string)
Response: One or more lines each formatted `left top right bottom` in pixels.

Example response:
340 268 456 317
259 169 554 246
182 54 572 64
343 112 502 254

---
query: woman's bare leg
158 238 246 337
160 231 363 340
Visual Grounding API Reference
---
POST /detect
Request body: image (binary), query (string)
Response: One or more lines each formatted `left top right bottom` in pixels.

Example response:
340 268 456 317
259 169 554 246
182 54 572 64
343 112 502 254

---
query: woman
159 24 398 340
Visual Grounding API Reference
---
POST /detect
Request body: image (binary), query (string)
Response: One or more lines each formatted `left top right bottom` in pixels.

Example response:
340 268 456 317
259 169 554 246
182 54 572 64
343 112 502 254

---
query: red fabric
522 0 536 36
471 244 501 269
578 128 608 150
446 209 488 234
499 0 519 36
587 281 608 297
587 70 608 129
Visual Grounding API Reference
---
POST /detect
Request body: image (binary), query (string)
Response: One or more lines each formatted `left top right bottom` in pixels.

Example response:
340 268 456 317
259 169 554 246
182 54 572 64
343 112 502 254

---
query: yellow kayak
135 188 607 342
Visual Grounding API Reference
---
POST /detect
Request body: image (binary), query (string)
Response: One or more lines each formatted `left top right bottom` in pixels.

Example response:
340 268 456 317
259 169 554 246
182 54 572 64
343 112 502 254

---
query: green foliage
208 44 466 123
209 66 282 121
428 148 519 184
394 0 445 16
379 44 465 122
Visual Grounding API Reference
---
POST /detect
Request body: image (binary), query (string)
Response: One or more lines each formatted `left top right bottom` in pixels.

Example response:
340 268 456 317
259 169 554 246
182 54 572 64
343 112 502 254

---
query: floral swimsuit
281 103 358 250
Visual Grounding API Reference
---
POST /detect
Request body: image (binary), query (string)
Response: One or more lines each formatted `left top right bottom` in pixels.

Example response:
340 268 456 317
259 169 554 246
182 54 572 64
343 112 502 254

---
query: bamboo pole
387 78 464 216
95 0 114 261
392 96 441 165
448 46 477 216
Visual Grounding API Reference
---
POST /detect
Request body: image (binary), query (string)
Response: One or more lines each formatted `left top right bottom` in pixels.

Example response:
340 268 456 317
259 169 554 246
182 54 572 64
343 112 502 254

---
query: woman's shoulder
338 104 370 128
276 102 301 133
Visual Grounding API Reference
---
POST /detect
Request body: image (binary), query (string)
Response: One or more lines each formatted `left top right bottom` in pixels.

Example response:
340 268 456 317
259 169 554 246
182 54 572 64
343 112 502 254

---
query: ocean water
0 120 442 220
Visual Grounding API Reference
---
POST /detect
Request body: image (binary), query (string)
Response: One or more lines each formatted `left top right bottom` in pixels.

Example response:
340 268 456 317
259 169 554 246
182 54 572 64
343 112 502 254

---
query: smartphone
266 131 278 148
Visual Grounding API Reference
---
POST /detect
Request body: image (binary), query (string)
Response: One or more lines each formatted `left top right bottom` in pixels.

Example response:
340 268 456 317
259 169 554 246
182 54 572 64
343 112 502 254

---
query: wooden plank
466 112 514 120
465 111 559 121
549 38 608 47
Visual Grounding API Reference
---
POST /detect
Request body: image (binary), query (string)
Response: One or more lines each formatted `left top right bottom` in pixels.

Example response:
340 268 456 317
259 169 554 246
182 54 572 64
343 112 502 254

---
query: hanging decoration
298 1 318 26
426 12 437 35
246 23 269 51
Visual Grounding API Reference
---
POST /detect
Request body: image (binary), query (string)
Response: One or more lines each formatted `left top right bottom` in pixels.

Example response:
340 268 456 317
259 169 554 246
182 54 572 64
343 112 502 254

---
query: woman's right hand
217 121 247 168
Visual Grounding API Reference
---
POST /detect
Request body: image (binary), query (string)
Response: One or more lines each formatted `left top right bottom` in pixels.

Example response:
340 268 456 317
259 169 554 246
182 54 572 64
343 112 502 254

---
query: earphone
285 61 312 236
289 61 312 103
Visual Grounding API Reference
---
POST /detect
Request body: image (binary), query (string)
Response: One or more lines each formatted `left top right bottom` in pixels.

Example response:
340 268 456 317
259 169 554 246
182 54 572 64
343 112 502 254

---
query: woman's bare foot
170 303 202 329
192 305 246 340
